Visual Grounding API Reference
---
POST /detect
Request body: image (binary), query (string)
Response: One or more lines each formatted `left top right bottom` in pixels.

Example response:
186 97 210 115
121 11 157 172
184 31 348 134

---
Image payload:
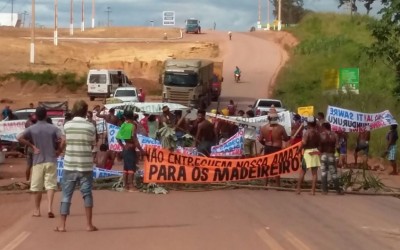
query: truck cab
185 19 201 34
162 59 213 109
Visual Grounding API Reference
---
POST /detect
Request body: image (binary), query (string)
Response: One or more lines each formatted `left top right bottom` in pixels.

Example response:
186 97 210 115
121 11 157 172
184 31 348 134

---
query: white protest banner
210 129 244 157
107 123 123 151
176 146 198 156
326 105 397 132
137 134 161 149
107 123 162 151
56 157 122 182
207 111 292 136
0 118 65 142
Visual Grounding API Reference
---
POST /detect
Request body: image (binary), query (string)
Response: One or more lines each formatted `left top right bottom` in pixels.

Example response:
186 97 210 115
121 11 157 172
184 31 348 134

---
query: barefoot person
354 127 370 166
296 116 321 195
17 107 63 218
320 123 343 194
116 110 146 191
259 107 289 187
385 124 398 175
56 100 97 232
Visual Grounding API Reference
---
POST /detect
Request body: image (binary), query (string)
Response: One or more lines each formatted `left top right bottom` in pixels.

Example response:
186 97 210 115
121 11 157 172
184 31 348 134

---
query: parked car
251 98 285 116
111 87 139 103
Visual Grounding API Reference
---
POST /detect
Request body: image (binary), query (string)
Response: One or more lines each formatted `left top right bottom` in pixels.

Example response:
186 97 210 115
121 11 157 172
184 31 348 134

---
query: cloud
5 0 383 30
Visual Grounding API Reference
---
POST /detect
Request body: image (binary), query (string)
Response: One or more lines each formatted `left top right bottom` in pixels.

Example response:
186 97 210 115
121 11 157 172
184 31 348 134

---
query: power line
0 0 10 12
105 6 111 27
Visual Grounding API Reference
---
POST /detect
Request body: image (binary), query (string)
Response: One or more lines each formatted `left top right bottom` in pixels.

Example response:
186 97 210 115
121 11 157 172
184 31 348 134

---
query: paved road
0 190 399 250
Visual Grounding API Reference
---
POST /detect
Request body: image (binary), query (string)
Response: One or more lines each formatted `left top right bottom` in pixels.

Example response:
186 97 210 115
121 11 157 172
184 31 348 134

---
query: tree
368 0 400 95
337 0 376 15
272 0 306 24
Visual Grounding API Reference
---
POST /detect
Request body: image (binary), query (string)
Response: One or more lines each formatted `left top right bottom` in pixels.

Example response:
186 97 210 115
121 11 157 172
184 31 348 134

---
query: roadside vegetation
275 13 399 158
0 70 86 92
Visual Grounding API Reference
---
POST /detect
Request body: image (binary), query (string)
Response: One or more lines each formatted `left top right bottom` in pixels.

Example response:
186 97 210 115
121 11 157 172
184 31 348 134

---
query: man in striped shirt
55 100 97 232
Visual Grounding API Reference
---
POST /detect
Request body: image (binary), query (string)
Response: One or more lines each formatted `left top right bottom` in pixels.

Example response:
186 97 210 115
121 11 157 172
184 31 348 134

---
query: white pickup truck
111 87 139 103
251 98 285 116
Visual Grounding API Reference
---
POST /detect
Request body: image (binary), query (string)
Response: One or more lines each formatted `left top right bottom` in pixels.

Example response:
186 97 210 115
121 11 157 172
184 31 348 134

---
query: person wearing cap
138 88 146 103
296 116 321 195
259 107 290 187
17 107 64 218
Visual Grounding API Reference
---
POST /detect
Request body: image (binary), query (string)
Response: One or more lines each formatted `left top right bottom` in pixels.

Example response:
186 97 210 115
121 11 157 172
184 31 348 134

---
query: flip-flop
87 226 98 232
48 212 55 218
54 227 66 232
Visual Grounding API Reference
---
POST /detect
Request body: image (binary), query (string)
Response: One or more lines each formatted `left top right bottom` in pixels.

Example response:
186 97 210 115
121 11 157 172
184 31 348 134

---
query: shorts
388 145 397 161
339 145 347 155
123 149 137 172
30 162 57 192
355 142 369 155
197 141 215 157
60 170 93 215
244 139 256 156
264 146 281 155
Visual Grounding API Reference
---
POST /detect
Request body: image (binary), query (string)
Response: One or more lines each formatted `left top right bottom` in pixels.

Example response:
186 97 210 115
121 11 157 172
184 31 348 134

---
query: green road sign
339 68 359 94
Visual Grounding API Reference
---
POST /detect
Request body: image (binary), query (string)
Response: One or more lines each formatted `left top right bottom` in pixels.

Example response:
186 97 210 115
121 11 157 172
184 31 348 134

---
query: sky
0 0 384 31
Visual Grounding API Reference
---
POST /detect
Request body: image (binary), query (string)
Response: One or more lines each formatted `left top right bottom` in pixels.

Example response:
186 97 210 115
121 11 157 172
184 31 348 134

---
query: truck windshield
187 20 198 25
115 90 136 97
164 73 198 87
89 74 107 84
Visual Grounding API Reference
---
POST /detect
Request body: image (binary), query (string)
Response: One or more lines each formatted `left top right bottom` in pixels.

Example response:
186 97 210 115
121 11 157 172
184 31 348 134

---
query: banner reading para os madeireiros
326 106 397 132
144 143 302 184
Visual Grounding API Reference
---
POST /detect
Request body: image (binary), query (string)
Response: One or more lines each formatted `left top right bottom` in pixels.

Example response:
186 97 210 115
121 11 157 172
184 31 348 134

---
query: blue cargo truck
185 18 201 34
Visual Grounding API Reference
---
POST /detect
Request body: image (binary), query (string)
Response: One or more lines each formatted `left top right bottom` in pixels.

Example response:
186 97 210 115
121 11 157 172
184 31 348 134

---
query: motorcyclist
234 66 241 82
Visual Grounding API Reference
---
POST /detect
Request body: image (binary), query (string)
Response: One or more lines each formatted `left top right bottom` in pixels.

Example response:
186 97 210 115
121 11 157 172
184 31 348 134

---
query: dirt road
0 190 399 250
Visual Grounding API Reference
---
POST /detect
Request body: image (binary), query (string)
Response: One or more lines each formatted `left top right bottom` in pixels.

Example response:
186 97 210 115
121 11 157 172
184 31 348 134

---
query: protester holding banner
354 127 370 166
320 122 343 194
258 107 290 187
57 100 97 232
195 110 217 157
18 107 64 218
116 110 146 192
385 124 398 175
296 116 321 195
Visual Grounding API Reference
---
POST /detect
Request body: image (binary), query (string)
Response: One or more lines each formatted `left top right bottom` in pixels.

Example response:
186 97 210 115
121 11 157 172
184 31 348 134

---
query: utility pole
11 0 14 26
22 11 28 27
91 0 95 28
257 0 261 30
105 6 111 27
30 0 35 64
70 0 74 36
54 0 58 46
266 0 270 30
277 0 282 31
81 0 84 31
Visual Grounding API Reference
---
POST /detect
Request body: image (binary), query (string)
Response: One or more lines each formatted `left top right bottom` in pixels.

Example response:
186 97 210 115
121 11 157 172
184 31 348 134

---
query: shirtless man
95 144 115 170
160 105 176 128
195 110 216 156
116 110 146 191
296 116 321 195
320 123 342 194
259 108 289 187
290 114 303 145
97 107 119 126
354 126 371 166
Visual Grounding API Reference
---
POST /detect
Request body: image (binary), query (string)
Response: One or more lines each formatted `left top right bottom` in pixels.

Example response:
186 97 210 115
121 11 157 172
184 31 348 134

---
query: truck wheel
90 96 95 101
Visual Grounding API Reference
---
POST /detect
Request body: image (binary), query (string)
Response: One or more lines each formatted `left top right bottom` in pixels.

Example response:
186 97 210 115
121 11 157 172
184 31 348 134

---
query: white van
87 69 131 101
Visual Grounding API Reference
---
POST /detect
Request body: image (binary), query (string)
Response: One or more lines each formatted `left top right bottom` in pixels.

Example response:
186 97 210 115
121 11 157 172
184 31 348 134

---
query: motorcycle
234 73 240 83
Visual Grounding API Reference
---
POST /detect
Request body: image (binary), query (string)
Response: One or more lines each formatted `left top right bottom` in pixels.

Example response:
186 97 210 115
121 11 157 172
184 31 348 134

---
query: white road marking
2 231 30 250
285 231 312 250
255 228 285 250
